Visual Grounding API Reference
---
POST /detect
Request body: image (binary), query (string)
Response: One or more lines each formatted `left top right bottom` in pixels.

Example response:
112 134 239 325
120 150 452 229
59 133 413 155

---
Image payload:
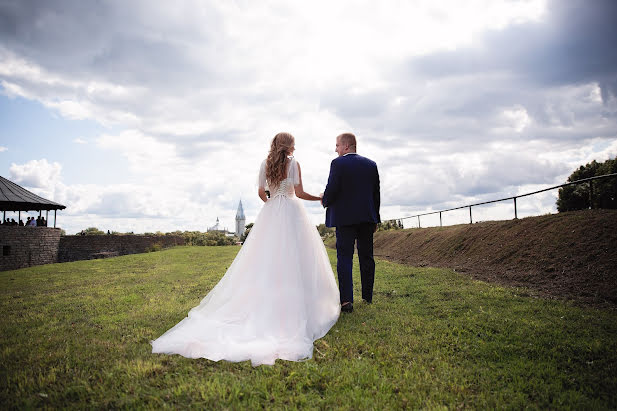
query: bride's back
259 156 299 200
268 158 297 198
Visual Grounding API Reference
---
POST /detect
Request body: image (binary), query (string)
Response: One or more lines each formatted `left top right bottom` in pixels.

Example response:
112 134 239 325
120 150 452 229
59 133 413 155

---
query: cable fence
381 172 617 230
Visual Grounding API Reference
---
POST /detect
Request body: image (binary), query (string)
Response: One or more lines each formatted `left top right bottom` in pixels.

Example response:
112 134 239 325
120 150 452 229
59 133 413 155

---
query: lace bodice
258 157 300 199
269 178 296 198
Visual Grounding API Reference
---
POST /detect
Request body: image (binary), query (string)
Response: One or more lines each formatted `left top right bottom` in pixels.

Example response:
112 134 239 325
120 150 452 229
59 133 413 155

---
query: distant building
206 199 246 237
235 200 246 237
207 217 228 234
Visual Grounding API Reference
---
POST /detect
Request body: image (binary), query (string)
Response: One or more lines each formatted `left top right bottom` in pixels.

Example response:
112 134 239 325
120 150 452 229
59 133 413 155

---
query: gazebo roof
0 175 66 212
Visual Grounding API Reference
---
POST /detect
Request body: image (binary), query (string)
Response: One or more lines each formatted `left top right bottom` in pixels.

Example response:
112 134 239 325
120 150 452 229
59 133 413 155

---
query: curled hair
266 132 295 187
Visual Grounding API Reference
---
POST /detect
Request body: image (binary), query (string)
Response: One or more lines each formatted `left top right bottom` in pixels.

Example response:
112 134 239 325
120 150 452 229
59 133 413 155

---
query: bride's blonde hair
266 132 295 187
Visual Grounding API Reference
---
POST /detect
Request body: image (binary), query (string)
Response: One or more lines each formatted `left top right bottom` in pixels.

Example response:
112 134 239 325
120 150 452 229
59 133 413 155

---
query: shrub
146 243 163 252
317 224 335 239
81 227 105 235
377 219 404 231
181 231 238 246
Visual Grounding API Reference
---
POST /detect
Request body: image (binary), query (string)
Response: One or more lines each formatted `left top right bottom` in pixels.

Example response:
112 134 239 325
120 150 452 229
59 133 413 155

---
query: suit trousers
335 223 376 304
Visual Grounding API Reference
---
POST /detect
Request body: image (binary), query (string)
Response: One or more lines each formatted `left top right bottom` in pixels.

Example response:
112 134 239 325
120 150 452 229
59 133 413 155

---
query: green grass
1 246 616 409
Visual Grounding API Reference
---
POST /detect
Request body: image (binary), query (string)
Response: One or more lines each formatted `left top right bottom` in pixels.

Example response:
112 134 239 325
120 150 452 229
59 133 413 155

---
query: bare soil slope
373 209 617 308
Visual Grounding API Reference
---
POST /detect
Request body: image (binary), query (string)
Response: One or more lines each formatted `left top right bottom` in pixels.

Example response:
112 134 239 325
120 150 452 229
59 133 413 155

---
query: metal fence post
469 206 473 224
439 211 442 227
514 197 518 219
417 215 421 228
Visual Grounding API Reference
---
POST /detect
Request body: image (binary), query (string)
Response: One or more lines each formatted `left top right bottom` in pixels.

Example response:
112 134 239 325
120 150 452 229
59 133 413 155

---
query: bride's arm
258 187 268 203
294 162 321 201
257 159 268 202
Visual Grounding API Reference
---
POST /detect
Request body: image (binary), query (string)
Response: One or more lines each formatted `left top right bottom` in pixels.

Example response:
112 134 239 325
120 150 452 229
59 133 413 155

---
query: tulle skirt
151 195 341 366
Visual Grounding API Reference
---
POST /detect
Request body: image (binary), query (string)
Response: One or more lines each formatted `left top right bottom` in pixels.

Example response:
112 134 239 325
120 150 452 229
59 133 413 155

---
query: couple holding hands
152 132 380 366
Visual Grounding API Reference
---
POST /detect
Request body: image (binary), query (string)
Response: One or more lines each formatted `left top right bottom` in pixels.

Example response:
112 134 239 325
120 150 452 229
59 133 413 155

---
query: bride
151 132 341 366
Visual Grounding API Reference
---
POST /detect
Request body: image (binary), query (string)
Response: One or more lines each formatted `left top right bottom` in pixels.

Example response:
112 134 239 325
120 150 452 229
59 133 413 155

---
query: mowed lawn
1 246 616 409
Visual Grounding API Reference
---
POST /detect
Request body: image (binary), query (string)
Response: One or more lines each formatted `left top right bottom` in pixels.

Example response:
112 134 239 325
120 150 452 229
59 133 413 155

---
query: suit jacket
322 153 380 227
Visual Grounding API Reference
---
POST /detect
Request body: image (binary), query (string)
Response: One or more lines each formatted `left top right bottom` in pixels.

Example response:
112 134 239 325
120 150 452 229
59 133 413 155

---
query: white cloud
46 99 92 120
0 146 7 152
498 106 532 133
9 159 62 189
73 138 87 144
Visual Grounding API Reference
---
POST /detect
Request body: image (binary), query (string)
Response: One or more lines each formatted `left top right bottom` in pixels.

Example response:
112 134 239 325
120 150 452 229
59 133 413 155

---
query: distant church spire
235 200 246 237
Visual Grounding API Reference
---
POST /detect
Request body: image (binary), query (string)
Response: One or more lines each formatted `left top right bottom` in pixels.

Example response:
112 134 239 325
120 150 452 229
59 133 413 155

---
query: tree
82 227 105 235
316 224 335 238
557 157 617 212
240 223 254 242
176 231 236 246
377 219 403 231
206 231 236 246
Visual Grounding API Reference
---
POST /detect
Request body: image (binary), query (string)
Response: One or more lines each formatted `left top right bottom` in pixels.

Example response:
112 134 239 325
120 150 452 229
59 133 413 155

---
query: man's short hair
338 133 357 148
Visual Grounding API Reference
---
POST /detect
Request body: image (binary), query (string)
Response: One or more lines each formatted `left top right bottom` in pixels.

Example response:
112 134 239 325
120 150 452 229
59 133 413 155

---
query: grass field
1 246 616 409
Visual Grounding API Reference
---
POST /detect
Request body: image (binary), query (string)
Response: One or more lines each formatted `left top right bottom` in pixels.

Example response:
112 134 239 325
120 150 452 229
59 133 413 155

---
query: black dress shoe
341 302 353 313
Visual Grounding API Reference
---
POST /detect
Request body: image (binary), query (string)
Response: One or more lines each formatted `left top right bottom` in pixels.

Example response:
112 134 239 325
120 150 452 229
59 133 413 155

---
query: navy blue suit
322 153 380 304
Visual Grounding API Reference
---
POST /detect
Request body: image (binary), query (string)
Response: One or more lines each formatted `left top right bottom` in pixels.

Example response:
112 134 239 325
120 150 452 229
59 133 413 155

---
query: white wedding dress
151 157 340 366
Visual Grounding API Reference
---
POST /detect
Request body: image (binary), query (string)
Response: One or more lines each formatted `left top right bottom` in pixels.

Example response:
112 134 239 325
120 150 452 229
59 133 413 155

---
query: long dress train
151 157 340 366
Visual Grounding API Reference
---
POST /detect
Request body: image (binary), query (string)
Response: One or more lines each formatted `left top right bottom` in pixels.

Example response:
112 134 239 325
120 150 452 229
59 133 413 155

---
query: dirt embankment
372 209 617 308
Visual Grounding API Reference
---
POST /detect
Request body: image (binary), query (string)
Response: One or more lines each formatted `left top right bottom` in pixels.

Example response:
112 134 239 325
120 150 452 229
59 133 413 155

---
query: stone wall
58 234 185 263
0 226 62 271
0 229 186 271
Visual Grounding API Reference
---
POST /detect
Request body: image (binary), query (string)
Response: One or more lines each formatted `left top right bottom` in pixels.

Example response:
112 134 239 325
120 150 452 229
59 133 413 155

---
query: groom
321 133 380 313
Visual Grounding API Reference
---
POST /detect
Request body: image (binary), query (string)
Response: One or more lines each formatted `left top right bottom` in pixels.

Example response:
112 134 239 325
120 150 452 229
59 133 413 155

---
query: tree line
70 228 238 246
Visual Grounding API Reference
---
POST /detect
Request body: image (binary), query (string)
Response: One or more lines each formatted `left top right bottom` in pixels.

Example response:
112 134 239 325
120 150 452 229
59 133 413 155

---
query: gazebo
0 176 66 227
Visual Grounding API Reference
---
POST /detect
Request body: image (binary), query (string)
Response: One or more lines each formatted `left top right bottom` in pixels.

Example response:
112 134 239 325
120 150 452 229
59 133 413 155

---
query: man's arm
374 165 381 222
321 159 341 208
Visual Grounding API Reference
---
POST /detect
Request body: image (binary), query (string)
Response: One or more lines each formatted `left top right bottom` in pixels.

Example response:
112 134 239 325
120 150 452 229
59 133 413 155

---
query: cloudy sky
1 0 616 234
